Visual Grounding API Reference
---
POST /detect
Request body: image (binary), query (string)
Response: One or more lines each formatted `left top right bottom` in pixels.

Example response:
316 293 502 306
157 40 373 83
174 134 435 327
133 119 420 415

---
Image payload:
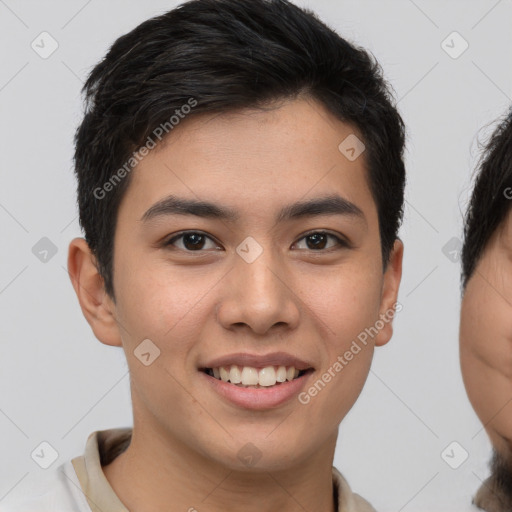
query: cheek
300 265 381 402
461 283 512 377
461 287 512 441
114 264 210 418
310 262 383 342
114 259 210 348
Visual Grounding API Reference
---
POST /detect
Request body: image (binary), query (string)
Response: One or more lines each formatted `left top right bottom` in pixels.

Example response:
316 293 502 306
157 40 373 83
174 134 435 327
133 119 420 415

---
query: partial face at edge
99 97 403 470
461 210 512 459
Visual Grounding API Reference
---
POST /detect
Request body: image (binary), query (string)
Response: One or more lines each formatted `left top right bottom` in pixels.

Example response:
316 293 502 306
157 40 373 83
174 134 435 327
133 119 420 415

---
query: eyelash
163 230 349 252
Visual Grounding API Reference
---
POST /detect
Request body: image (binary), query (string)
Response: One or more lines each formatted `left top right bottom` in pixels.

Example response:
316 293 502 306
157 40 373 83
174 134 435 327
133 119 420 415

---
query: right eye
163 231 223 252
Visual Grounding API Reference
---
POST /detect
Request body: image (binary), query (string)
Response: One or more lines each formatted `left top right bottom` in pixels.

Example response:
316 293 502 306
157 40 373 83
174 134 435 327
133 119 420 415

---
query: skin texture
68 97 403 512
460 210 512 511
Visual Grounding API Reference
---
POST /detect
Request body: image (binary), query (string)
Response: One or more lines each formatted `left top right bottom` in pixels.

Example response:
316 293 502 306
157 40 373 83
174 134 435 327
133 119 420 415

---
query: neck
103 421 338 512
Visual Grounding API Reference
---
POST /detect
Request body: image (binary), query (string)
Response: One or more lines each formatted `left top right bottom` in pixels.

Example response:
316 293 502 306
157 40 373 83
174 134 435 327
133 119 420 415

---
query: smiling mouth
201 365 313 388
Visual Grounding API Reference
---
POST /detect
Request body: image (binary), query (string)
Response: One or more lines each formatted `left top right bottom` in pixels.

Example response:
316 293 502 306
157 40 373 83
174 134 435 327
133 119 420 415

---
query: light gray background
1 1 511 511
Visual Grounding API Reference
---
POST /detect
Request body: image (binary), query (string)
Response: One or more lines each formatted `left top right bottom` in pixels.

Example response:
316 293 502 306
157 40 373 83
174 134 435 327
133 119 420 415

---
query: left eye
293 232 346 251
164 231 345 252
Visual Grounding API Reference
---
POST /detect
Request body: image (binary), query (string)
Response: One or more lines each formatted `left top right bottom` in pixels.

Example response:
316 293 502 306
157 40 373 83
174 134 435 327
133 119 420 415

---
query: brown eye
294 231 347 251
165 232 221 251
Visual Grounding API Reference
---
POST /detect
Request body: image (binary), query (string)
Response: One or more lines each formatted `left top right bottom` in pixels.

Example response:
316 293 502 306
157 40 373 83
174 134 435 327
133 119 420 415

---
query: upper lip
200 352 314 371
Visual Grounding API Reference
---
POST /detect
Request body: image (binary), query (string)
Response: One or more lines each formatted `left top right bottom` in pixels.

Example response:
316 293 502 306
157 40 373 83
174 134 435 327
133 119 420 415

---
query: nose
215 246 301 336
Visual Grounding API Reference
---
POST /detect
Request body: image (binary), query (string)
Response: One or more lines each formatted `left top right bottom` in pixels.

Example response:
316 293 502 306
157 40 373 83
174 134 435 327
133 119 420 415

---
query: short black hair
461 107 512 289
74 0 406 300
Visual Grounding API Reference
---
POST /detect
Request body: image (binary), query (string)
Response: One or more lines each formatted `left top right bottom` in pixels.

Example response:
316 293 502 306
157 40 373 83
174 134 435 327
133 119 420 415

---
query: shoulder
0 460 91 512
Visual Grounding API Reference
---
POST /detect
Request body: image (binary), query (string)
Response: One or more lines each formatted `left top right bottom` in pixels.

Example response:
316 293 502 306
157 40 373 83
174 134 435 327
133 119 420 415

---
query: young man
5 0 405 510
460 107 512 512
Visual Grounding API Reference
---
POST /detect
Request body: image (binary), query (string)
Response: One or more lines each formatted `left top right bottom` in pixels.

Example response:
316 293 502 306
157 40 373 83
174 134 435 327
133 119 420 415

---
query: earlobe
374 239 404 347
67 237 123 347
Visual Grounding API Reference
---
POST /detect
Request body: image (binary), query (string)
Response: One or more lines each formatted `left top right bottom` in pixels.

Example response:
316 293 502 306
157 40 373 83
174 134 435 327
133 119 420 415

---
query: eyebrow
140 194 365 224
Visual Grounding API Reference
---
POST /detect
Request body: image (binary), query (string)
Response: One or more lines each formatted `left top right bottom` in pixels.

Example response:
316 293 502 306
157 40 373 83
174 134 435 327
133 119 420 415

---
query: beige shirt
72 428 376 512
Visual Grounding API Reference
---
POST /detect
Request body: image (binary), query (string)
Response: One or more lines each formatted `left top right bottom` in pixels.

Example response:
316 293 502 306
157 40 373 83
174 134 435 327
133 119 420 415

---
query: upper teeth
211 365 300 387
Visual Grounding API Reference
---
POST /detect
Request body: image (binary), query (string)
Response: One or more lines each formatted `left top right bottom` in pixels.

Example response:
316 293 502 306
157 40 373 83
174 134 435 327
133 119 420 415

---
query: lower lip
200 370 312 410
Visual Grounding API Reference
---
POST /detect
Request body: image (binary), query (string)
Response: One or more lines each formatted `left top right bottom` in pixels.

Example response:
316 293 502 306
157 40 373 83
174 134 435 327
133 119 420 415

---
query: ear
67 237 123 347
374 239 404 347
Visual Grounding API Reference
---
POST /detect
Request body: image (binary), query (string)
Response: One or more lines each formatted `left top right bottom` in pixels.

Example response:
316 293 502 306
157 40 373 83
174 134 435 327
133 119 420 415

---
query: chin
474 447 512 512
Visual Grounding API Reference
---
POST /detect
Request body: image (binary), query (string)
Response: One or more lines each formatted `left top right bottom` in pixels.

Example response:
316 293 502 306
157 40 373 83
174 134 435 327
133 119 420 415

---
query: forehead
118 97 378 225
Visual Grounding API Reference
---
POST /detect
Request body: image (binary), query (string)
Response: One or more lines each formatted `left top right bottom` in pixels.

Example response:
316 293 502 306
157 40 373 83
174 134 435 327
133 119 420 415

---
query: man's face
89 97 402 470
460 210 512 461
